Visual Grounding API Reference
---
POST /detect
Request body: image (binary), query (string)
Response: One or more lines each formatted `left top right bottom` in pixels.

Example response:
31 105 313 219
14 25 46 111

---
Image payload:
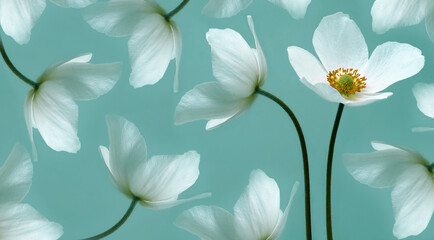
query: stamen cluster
327 68 366 96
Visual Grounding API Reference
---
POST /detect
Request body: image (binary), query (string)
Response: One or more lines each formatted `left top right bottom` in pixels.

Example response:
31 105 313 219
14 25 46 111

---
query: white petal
266 0 310 19
129 151 200 201
0 0 46 44
128 14 174 88
413 83 434 119
170 21 182 93
98 145 130 197
247 15 267 87
24 91 38 161
50 0 96 8
44 60 122 101
234 169 281 239
174 205 237 240
344 92 393 107
0 144 32 204
268 181 299 240
392 165 434 239
313 12 368 71
362 42 424 93
83 0 163 37
412 127 434 133
175 82 254 129
287 46 327 85
371 0 434 34
426 12 434 42
0 203 63 240
32 82 80 153
105 115 147 197
371 141 400 151
299 79 346 103
207 28 258 98
343 145 426 188
202 0 252 18
141 192 211 210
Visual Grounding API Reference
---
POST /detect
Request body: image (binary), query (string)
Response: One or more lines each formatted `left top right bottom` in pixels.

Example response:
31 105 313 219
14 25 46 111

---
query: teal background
0 0 433 239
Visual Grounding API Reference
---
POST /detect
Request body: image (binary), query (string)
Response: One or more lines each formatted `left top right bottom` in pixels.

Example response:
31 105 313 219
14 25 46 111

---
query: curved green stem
82 197 139 240
427 163 434 173
164 0 190 21
255 87 312 240
0 34 39 89
326 103 345 240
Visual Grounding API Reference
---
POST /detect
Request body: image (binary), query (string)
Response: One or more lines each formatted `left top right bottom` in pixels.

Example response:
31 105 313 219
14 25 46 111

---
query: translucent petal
202 0 252 18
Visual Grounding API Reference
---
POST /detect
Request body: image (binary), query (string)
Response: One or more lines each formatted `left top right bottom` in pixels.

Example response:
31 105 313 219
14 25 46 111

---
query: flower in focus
412 83 434 132
175 169 299 239
175 15 266 130
203 0 310 19
0 143 63 239
0 0 96 45
24 53 121 154
83 0 182 91
99 115 210 209
371 0 434 41
287 12 425 106
343 142 434 239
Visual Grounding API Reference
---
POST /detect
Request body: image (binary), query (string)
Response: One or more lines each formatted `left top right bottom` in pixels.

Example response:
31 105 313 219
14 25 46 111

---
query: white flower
203 0 310 19
287 12 425 106
99 115 210 209
175 169 299 240
371 0 434 41
83 0 182 91
343 142 434 239
0 0 96 45
175 15 266 130
412 83 434 132
0 143 63 240
24 53 121 154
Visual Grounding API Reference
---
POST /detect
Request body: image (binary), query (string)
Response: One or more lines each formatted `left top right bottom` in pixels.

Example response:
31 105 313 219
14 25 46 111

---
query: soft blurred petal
392 165 434 239
0 203 63 240
313 12 368 71
412 127 434 133
50 0 96 8
0 144 32 204
174 205 236 240
170 21 182 93
362 42 424 93
202 0 252 18
344 92 393 107
140 192 211 210
207 28 258 98
98 145 130 197
287 46 327 85
128 14 174 88
426 12 434 41
266 0 310 19
234 169 281 239
0 0 46 44
32 82 80 153
371 0 434 34
247 15 267 87
24 91 38 161
299 79 346 103
130 151 200 201
413 83 434 119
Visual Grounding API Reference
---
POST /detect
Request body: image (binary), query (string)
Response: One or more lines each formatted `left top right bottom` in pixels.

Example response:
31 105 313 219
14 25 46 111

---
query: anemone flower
203 0 310 19
0 143 63 239
287 12 424 106
83 0 184 91
371 0 434 41
344 142 434 239
175 15 266 130
0 0 96 45
24 53 121 154
412 83 434 132
100 115 210 209
175 169 299 239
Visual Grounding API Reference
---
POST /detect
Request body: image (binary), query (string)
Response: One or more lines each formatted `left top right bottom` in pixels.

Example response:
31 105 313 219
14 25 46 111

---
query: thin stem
164 0 190 21
326 103 345 240
0 34 39 89
427 163 434 173
82 197 139 240
255 87 312 240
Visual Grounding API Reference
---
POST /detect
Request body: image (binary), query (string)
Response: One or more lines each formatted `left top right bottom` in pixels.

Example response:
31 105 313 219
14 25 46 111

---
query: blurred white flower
344 142 434 239
175 169 299 239
412 83 434 132
175 15 266 130
99 115 210 209
371 0 434 41
287 12 424 106
203 0 310 19
83 0 182 91
0 0 96 45
24 53 121 154
0 143 63 240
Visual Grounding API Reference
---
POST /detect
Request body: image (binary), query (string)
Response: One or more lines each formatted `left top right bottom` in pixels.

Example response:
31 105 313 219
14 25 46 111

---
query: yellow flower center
327 68 366 96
